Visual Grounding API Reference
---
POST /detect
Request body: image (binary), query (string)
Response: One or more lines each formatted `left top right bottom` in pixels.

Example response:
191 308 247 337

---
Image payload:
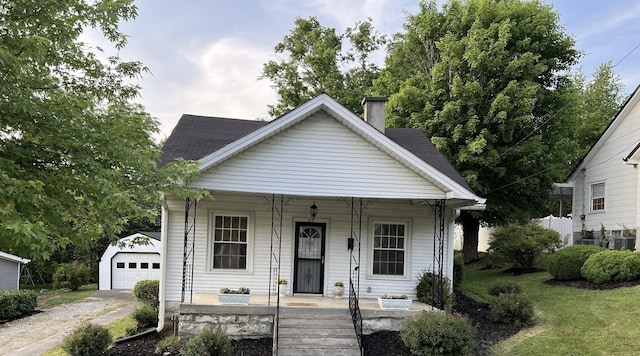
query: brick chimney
362 97 387 133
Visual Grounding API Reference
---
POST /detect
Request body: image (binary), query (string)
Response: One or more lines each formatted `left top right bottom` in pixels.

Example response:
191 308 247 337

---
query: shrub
488 223 562 269
415 271 454 312
132 304 158 329
52 261 90 291
547 245 606 281
488 280 522 296
581 250 640 284
401 312 475 356
182 329 232 356
0 289 37 320
132 279 159 309
155 335 183 355
62 323 112 356
490 293 534 325
453 254 464 290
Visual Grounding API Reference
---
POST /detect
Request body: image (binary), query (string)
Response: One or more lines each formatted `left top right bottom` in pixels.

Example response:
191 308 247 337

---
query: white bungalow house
98 232 161 290
157 95 485 343
0 251 30 291
564 85 640 249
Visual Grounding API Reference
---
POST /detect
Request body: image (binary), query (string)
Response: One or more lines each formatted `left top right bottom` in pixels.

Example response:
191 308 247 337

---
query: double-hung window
591 182 605 212
372 222 407 276
212 214 248 270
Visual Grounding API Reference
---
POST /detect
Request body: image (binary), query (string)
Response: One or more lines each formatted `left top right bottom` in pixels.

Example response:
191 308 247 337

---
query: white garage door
111 253 161 289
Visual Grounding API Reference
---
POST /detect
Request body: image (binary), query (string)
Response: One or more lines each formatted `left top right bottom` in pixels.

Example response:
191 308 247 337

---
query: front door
294 222 325 294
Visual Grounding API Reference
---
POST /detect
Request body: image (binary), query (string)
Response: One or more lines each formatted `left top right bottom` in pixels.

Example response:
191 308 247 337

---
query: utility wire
613 42 640 68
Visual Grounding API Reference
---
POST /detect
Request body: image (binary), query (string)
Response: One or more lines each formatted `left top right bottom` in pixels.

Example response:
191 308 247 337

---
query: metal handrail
348 277 363 355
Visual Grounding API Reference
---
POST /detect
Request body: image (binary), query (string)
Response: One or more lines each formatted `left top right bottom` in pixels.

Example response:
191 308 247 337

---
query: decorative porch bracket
427 199 446 311
181 197 197 303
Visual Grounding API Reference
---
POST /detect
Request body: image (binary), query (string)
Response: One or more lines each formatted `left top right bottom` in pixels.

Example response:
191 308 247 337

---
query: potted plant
333 281 344 298
278 278 288 297
378 294 412 310
217 287 251 305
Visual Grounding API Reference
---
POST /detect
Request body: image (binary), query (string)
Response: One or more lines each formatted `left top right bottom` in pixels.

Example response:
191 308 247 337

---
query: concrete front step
275 308 360 356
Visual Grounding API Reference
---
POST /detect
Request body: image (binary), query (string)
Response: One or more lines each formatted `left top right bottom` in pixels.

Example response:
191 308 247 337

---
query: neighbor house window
212 214 248 269
591 183 605 211
372 222 407 276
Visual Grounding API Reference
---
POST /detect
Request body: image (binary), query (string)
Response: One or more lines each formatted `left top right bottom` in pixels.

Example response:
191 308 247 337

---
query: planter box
218 294 250 305
378 298 412 310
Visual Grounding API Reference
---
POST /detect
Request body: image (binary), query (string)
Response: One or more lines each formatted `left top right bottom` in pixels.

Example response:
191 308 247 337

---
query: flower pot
377 297 412 310
334 286 344 298
217 293 250 305
279 285 289 297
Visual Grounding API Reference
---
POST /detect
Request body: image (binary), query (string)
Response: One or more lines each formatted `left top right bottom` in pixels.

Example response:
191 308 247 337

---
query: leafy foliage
219 287 250 294
488 280 522 296
52 261 90 291
488 223 562 269
453 253 464 289
415 271 453 312
132 279 159 310
0 289 37 320
155 335 183 355
62 323 112 356
547 245 606 281
131 304 158 329
401 312 475 356
581 250 640 284
490 292 534 325
181 329 232 356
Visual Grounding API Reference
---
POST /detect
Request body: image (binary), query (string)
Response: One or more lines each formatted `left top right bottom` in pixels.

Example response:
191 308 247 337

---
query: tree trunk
461 211 480 263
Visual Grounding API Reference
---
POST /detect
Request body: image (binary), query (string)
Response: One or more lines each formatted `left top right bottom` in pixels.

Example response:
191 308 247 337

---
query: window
212 214 248 269
591 183 605 211
140 263 149 269
372 222 407 276
152 263 160 269
128 262 137 269
116 262 125 269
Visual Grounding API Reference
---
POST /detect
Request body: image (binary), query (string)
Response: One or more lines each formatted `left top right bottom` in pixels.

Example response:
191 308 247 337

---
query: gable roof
160 94 481 203
139 231 161 241
567 84 640 182
0 250 30 264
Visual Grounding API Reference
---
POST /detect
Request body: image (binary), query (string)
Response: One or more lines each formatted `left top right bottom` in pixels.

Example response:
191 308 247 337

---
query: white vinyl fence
536 215 573 246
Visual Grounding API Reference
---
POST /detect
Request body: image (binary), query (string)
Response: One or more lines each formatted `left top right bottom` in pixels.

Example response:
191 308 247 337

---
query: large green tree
376 0 580 262
261 16 386 116
0 0 199 263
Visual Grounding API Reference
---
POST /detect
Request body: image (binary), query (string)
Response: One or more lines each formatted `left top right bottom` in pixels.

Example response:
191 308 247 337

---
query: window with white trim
591 182 605 211
212 214 248 269
372 222 407 276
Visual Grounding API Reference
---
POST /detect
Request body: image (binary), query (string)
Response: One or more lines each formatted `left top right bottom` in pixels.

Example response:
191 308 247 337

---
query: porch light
309 203 318 222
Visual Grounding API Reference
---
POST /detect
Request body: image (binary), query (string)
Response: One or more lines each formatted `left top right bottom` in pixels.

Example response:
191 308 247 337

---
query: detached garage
0 251 30 291
99 232 161 290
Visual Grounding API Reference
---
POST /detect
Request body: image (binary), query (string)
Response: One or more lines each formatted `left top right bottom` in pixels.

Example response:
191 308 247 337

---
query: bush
547 245 606 281
490 292 534 325
488 280 522 296
488 223 562 269
581 250 640 284
400 312 475 356
182 329 232 356
453 254 464 290
62 323 112 356
52 261 90 291
0 289 37 320
155 335 183 355
132 304 158 329
415 271 454 312
132 279 159 309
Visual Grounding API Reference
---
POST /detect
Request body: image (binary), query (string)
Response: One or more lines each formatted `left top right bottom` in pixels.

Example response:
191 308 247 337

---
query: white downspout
447 208 461 289
156 197 170 333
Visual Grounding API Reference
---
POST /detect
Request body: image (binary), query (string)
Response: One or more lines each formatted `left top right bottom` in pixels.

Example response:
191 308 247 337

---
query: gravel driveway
0 290 135 355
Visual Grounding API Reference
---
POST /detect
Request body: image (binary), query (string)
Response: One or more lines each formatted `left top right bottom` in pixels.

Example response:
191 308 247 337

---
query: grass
41 315 138 356
35 284 98 309
460 257 640 356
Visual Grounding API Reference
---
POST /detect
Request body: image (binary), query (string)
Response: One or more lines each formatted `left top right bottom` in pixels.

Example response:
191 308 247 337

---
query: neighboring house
98 231 161 290
157 94 485 329
564 85 640 250
0 251 30 291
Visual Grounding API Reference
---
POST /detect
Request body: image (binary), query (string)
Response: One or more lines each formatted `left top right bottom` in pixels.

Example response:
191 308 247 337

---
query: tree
0 0 201 264
261 16 386 116
375 0 580 262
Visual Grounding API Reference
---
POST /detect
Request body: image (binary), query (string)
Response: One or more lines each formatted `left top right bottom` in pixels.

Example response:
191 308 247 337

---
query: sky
99 0 640 139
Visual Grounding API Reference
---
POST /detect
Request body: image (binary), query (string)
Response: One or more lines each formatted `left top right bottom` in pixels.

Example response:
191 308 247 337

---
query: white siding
193 113 447 199
571 98 640 236
163 193 454 303
0 258 20 291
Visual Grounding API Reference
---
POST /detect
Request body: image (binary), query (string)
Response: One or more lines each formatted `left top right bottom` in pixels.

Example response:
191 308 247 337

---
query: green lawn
460 259 640 355
32 284 98 309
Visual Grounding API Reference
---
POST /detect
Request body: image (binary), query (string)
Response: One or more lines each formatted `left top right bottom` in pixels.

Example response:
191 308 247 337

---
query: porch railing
348 277 363 355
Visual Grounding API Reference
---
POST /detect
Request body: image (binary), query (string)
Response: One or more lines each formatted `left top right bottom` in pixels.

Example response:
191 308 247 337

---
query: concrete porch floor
189 292 437 311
